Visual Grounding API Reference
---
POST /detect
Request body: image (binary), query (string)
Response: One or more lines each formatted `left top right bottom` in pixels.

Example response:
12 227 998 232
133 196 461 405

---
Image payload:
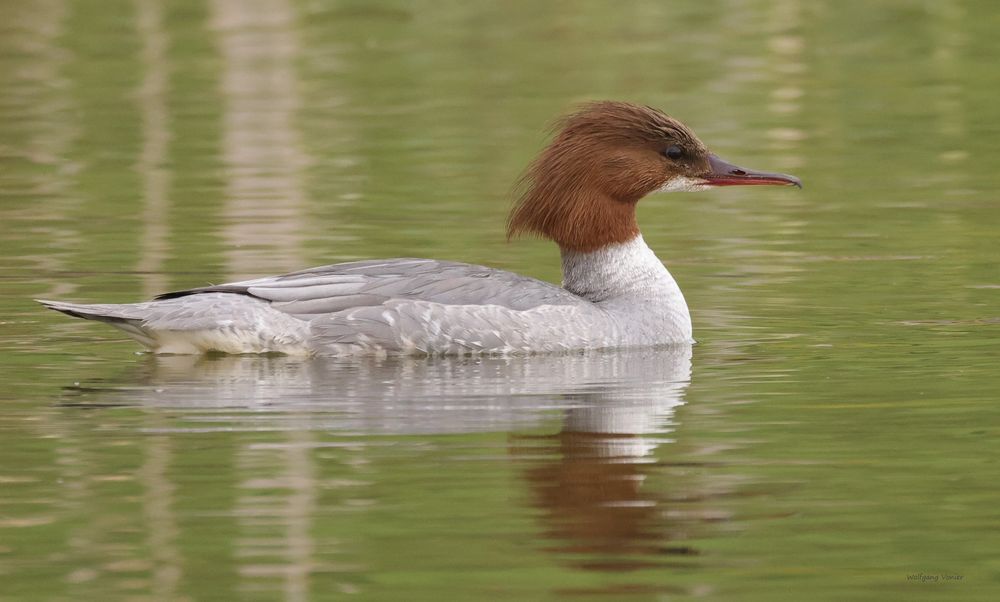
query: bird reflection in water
61 345 699 576
508 346 699 572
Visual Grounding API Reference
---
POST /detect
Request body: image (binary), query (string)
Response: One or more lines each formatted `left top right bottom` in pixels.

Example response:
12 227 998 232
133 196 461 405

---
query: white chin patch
657 176 711 192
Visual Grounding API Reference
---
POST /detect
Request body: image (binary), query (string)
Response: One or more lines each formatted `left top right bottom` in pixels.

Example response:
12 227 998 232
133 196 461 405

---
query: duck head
507 101 801 252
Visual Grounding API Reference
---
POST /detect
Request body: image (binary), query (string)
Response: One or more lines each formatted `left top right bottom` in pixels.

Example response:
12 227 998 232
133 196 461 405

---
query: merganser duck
38 101 800 356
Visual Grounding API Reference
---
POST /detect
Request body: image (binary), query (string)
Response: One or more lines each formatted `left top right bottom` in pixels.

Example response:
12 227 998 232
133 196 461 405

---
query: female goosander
39 101 800 356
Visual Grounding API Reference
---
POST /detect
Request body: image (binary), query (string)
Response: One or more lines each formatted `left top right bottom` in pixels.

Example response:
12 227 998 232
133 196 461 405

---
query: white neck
560 234 693 344
560 235 677 303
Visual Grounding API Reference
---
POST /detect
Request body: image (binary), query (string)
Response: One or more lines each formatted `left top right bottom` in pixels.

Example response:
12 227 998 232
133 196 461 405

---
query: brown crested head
507 101 800 252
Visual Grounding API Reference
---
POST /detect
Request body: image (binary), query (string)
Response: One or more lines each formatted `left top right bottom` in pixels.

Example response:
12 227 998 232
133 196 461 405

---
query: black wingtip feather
154 285 257 301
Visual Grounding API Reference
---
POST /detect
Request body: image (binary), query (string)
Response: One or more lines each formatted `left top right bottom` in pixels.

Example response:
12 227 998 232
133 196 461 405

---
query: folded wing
156 258 586 319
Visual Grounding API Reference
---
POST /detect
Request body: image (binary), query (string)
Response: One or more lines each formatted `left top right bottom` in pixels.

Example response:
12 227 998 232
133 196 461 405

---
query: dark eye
663 145 683 160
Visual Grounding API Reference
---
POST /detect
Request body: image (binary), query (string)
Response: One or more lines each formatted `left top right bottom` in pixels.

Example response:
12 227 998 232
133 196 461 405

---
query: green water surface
2 1 999 600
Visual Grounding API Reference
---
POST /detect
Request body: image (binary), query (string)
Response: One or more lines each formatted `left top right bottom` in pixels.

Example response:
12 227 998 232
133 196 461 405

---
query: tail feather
36 295 312 354
36 299 143 323
36 299 158 348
